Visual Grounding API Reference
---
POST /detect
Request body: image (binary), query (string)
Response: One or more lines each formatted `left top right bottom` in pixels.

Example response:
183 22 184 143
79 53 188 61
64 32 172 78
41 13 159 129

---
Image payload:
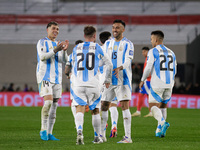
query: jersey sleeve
97 44 112 83
65 51 68 61
65 54 72 66
172 52 177 77
122 42 134 69
37 39 55 61
141 49 154 82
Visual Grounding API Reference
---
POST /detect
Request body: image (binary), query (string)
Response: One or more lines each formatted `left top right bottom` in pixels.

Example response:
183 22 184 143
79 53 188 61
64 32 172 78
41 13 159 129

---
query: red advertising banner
0 92 71 107
0 92 200 109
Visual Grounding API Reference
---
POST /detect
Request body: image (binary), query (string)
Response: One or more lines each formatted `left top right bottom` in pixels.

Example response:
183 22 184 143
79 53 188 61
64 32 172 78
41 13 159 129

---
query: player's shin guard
122 109 131 139
151 106 165 125
71 105 76 120
92 114 101 137
48 102 58 134
101 111 108 137
109 107 118 129
41 100 53 131
75 112 84 134
160 108 167 120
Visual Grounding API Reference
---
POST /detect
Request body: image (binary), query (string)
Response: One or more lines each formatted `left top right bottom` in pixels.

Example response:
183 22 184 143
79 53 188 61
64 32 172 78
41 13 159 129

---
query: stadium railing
1 14 200 32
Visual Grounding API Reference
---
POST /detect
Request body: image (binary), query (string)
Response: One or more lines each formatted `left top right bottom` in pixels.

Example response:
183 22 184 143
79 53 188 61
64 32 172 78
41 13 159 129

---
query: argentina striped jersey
141 44 177 88
102 37 134 88
71 42 112 87
36 37 67 84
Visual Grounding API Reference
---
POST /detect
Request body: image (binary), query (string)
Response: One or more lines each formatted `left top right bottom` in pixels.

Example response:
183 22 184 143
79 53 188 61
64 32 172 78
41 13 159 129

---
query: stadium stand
0 0 200 91
0 1 200 44
1 0 200 15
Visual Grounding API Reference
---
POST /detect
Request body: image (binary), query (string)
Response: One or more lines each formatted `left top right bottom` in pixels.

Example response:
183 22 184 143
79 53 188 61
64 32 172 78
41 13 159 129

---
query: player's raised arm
65 54 72 79
37 40 65 61
61 40 69 51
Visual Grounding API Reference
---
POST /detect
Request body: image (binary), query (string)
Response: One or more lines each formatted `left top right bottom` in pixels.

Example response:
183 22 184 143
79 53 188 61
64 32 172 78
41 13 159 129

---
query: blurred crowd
172 82 200 95
131 63 200 95
0 83 35 92
1 63 199 95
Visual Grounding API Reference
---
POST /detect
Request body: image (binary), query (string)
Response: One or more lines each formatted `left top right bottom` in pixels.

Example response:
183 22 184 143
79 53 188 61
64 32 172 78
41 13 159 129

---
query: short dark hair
151 30 164 40
99 31 111 44
84 25 96 38
75 40 83 45
142 46 150 51
46 21 59 29
113 19 126 28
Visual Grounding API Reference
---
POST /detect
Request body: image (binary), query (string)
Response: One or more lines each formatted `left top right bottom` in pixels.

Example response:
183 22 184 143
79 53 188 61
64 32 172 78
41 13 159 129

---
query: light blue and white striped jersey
71 42 112 88
141 44 177 88
102 37 134 88
66 53 74 87
99 45 107 87
36 37 67 84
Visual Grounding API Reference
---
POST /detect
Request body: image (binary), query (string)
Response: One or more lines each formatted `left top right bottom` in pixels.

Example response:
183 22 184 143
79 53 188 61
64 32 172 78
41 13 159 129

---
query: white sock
75 112 84 134
101 111 108 137
122 109 131 138
156 123 162 133
92 114 101 137
71 105 76 120
48 102 58 134
41 100 53 131
151 106 165 126
160 108 167 120
109 107 118 129
156 108 167 131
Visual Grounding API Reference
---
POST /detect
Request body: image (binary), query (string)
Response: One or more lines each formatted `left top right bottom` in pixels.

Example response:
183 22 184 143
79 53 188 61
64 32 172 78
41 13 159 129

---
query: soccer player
65 40 84 122
70 25 112 145
36 21 69 141
131 47 153 117
101 19 134 143
99 31 119 140
139 30 177 137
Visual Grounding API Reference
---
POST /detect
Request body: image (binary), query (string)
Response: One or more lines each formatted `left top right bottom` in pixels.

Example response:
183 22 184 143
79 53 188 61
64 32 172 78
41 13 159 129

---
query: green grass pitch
0 107 199 150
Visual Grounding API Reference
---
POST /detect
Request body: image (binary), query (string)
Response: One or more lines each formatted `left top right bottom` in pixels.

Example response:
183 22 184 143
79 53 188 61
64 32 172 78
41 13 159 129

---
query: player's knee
91 108 99 115
160 102 167 108
120 100 129 110
53 98 59 103
101 101 110 111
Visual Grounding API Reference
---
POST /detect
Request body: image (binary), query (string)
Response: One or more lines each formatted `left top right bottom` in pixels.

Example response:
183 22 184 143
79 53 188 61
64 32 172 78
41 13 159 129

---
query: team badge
49 46 53 49
114 45 118 51
108 47 112 50
123 94 127 98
